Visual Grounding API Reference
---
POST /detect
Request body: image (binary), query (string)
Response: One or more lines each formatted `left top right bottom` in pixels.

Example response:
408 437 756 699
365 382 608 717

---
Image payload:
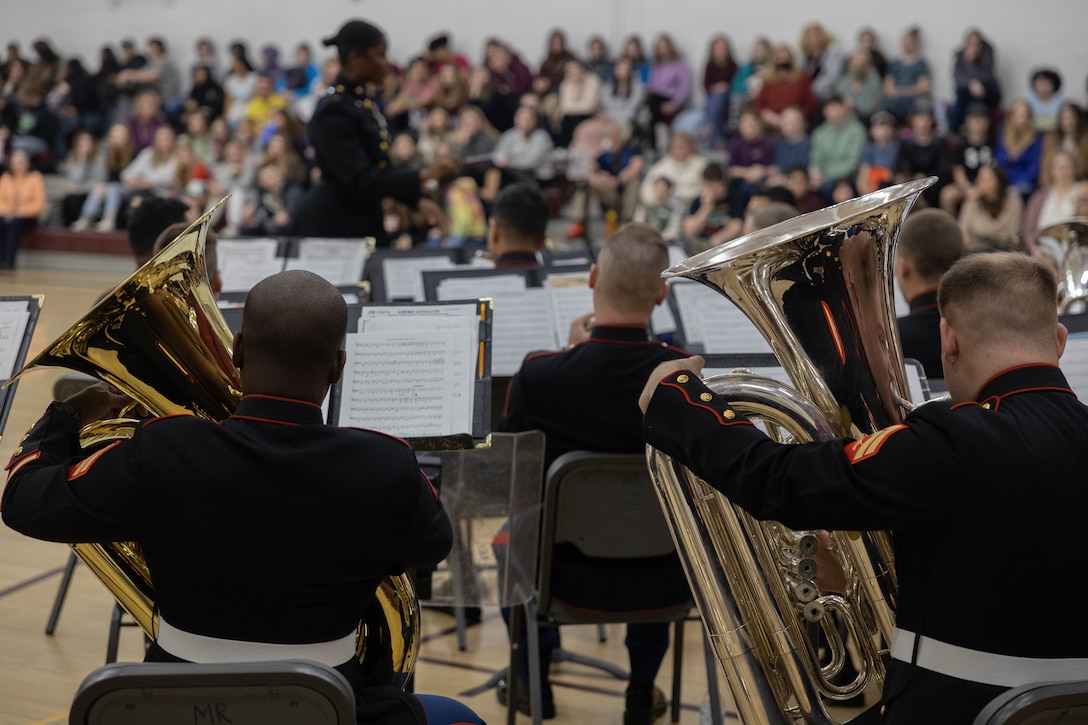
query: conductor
293 20 459 244
3 271 481 725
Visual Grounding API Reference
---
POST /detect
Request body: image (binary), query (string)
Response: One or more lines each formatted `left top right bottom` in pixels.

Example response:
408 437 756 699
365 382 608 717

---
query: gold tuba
7 204 419 686
647 178 935 724
1033 217 1088 313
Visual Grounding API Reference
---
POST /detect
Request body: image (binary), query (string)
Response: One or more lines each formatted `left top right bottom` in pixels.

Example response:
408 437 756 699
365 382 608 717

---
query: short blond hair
596 223 670 314
938 253 1057 349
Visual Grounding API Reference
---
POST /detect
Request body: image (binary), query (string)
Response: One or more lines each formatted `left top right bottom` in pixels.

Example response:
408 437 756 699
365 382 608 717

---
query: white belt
157 618 357 667
891 627 1088 688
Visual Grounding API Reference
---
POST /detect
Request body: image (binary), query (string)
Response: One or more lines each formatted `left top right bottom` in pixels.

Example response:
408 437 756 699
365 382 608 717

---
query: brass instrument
7 204 418 686
1033 217 1088 313
647 178 935 724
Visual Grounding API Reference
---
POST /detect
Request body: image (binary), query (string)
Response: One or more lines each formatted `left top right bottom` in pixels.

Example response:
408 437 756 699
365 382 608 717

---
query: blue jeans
704 91 731 144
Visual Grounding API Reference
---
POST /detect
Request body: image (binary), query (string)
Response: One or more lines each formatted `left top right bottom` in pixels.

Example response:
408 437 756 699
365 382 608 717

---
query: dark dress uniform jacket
897 290 942 380
503 325 692 610
643 364 1088 723
3 395 451 724
294 76 421 245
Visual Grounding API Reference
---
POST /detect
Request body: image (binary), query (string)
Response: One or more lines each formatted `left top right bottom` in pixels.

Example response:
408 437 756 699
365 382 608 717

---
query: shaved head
596 223 670 315
239 271 347 396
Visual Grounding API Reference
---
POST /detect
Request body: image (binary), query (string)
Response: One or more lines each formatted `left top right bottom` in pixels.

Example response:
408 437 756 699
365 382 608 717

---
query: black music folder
0 296 44 442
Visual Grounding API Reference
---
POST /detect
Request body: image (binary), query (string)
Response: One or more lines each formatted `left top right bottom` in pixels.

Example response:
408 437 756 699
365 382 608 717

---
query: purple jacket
647 58 692 108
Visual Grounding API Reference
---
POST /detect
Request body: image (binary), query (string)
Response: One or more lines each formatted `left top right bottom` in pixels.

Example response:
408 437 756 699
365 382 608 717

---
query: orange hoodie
0 171 47 219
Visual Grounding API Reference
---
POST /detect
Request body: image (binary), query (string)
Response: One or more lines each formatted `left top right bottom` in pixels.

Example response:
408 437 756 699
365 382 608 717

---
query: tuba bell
7 203 419 686
1033 217 1088 313
647 178 935 724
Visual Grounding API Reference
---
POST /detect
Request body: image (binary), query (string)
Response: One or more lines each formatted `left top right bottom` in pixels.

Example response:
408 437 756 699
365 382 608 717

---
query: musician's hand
567 312 595 347
64 382 133 424
639 356 705 413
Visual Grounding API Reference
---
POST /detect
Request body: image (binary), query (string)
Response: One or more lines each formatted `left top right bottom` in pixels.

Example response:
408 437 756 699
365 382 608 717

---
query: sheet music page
0 301 30 381
356 302 481 380
340 331 473 437
487 289 557 377
1060 335 1088 399
673 282 772 354
383 256 458 302
437 274 527 302
892 277 911 318
544 272 593 345
286 238 369 286
651 300 677 336
218 238 284 293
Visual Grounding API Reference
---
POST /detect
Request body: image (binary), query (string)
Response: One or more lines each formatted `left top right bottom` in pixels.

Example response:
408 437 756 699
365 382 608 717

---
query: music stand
0 295 43 442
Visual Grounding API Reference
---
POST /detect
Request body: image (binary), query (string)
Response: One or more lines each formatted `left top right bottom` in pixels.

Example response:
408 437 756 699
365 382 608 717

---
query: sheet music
673 282 772 354
892 277 911 318
544 272 593 346
1060 335 1088 400
437 274 528 302
0 301 30 381
340 331 473 437
383 256 459 302
651 300 677 336
489 289 557 376
356 302 481 379
218 238 284 293
286 238 369 286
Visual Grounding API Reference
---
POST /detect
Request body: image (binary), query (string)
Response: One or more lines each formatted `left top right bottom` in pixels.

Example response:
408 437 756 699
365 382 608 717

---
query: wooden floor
0 253 728 725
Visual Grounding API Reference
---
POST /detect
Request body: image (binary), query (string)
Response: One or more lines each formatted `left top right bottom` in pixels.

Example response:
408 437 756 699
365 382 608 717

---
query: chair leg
703 631 724 725
551 647 628 679
525 599 544 725
507 609 521 725
105 603 123 664
45 551 79 635
670 619 683 723
597 623 607 643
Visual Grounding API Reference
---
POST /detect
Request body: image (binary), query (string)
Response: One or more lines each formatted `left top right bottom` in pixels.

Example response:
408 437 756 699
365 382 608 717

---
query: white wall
7 0 1087 108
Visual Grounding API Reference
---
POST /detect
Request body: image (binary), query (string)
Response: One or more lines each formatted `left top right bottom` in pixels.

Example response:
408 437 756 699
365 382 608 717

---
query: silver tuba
647 178 935 724
1033 217 1088 313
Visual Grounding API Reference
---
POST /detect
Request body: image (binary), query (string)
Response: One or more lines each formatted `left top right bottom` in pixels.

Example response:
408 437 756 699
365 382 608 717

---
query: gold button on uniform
982 403 991 410
700 393 713 402
723 410 736 420
676 375 689 383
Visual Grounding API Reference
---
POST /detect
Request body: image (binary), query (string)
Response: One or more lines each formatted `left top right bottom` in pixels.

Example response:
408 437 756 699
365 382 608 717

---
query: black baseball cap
322 20 385 53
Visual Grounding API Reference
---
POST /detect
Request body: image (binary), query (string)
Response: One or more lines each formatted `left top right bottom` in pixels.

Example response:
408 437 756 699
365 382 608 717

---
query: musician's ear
329 349 347 385
1057 322 1068 360
232 332 244 369
939 318 958 364
588 263 598 288
655 282 668 306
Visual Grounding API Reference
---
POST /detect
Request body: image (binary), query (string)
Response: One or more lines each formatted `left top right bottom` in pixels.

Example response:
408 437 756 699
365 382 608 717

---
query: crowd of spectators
1 23 1086 260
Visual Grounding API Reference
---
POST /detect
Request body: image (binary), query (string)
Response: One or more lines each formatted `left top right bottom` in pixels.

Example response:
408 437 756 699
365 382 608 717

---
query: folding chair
973 680 1088 725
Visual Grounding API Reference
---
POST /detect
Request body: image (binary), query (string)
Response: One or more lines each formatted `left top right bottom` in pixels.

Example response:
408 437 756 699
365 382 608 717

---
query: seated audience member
126 195 189 268
784 166 826 214
425 33 471 79
190 37 219 82
855 27 888 77
798 22 844 101
436 167 487 250
120 124 180 199
452 105 499 170
1027 68 1064 133
181 111 214 164
2 269 484 725
385 57 438 134
72 123 136 232
223 45 259 129
894 208 965 380
61 130 105 226
244 74 288 130
633 176 681 241
732 37 771 104
600 57 646 130
1046 102 1088 180
481 104 555 201
556 60 602 148
284 43 319 96
0 149 46 269
115 37 185 121
639 132 707 211
682 164 735 253
883 27 931 123
126 90 169 153
501 223 689 724
432 62 468 115
830 179 859 204
834 49 884 122
3 87 58 165
895 106 947 207
486 42 533 131
753 45 817 130
958 164 1024 253
948 29 1002 134
566 119 644 238
383 196 440 250
186 64 226 121
727 110 775 213
534 30 577 97
1023 151 1079 253
703 35 738 145
584 36 614 82
173 137 211 202
487 182 549 266
241 163 302 237
856 111 901 195
210 139 257 236
645 34 693 130
995 99 1044 200
621 36 651 85
770 107 812 183
417 107 457 166
637 251 1088 725
940 104 994 216
389 132 423 170
808 95 867 200
713 187 799 244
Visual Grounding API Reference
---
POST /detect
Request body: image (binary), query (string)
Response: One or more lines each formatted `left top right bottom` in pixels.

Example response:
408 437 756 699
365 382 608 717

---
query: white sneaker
95 217 115 232
71 217 91 231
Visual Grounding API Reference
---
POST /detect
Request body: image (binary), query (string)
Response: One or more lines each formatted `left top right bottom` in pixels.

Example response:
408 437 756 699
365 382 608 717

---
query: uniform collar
908 289 939 313
231 394 326 426
587 325 653 343
974 364 1075 405
329 74 368 98
494 251 540 267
